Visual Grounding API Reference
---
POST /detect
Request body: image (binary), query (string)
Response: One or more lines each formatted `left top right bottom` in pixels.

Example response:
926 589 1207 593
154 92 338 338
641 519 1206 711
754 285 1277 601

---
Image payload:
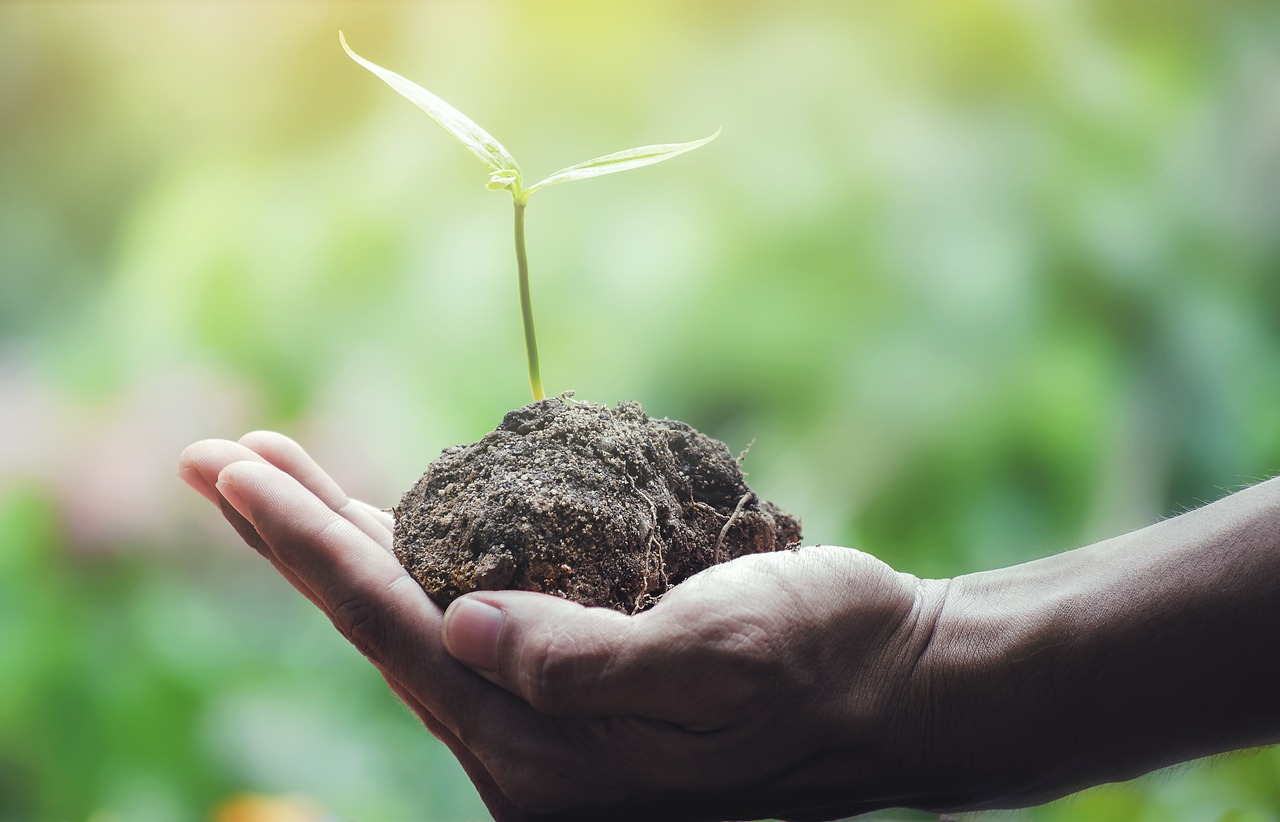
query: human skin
178 432 1280 820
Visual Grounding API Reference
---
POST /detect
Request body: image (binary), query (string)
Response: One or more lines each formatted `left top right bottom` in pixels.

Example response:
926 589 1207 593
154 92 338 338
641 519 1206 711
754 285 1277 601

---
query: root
631 482 667 613
712 491 753 564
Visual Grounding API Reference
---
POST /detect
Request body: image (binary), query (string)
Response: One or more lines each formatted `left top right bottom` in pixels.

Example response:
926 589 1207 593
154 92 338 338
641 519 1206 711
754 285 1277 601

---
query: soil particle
394 397 802 614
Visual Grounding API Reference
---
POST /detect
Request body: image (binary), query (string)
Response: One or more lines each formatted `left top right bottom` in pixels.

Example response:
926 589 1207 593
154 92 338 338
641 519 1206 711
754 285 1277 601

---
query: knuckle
315 513 355 545
520 627 585 715
330 595 386 659
691 617 786 705
328 576 417 663
697 617 774 668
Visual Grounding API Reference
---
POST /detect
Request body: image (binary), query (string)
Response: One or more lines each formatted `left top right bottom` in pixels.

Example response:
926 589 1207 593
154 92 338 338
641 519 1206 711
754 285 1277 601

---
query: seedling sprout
340 32 719 401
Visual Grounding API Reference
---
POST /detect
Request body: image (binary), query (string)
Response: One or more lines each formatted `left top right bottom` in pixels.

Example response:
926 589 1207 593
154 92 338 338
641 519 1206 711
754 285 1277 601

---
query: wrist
909 563 1088 810
913 478 1280 812
801 572 973 816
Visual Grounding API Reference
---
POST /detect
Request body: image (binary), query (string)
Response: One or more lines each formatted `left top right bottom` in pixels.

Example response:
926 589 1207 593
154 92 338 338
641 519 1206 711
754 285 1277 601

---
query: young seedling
340 32 719 401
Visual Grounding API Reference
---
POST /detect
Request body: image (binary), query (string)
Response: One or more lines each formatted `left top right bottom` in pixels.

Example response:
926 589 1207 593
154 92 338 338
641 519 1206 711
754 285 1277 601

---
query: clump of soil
394 397 802 614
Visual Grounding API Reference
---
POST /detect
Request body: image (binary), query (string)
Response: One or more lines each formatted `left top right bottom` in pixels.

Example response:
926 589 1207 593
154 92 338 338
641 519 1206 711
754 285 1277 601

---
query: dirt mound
395 398 802 614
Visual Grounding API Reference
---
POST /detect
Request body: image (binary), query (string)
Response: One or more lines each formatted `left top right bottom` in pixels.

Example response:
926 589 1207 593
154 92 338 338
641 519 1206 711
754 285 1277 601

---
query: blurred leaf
211 793 326 822
1217 811 1272 822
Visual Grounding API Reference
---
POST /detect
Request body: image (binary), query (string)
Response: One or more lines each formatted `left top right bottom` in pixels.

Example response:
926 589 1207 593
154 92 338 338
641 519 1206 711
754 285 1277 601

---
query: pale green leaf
523 128 721 196
339 32 520 177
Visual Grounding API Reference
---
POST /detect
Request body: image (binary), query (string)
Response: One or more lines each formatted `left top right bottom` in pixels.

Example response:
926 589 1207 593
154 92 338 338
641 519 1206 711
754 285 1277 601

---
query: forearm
922 477 1280 810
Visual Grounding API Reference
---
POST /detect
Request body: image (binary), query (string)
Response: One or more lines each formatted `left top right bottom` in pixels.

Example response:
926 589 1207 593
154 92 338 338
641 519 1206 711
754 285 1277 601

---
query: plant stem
513 198 544 401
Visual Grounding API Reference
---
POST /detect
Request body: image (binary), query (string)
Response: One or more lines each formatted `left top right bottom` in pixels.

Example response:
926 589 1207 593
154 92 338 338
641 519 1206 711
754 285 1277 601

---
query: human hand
179 432 537 821
179 432 951 821
436 549 951 820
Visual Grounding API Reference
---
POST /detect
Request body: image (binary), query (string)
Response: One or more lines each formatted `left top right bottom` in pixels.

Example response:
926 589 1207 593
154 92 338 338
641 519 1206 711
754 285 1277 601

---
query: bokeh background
2 1 1279 820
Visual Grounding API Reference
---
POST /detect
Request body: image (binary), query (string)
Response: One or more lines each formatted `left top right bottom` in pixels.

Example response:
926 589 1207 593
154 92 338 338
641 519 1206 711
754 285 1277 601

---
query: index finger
237 430 394 550
213 459 531 743
216 459 436 662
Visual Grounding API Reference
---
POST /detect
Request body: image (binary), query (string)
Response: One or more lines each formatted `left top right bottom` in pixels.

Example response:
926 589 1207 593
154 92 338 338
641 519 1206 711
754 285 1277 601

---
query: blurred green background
2 1 1279 820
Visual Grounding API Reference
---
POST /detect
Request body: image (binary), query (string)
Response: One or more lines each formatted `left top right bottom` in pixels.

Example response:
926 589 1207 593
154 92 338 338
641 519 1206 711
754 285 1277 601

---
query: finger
441 548 885 727
215 459 428 657
179 438 269 506
186 444 523 810
179 438 279 557
354 498 396 532
237 430 394 551
181 439 342 614
213 460 639 812
179 463 219 505
212 458 509 735
189 446 568 816
441 589 765 724
181 438 394 632
441 591 631 717
183 434 394 560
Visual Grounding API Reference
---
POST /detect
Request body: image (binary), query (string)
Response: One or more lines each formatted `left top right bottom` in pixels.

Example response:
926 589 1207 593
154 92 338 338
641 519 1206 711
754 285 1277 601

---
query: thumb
442 591 676 718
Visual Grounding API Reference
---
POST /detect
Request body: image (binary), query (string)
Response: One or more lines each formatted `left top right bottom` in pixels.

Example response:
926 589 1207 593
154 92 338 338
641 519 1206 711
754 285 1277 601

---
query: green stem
513 198 544 401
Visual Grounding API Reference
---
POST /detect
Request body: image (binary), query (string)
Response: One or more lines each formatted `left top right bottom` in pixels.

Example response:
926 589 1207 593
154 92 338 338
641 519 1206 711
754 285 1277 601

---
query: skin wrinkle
330 592 392 661
337 497 394 551
668 625 765 726
915 576 1049 803
312 512 363 553
595 629 647 714
903 577 947 684
526 621 595 716
702 588 811 713
856 574 945 796
900 577 945 757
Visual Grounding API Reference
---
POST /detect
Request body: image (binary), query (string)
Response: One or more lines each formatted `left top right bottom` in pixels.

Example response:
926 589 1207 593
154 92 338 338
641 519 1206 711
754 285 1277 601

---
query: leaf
523 128 721 196
339 32 520 177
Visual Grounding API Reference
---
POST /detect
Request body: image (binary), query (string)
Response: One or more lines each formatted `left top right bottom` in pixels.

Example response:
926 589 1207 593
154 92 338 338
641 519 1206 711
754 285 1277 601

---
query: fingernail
215 478 252 523
443 597 504 672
